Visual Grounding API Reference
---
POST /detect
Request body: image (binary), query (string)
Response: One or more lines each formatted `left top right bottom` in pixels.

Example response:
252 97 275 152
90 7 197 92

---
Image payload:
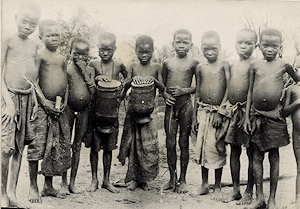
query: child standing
118 35 166 191
87 32 127 193
283 74 300 209
162 29 199 193
191 31 230 198
218 28 257 204
1 2 41 208
62 37 95 194
244 28 300 209
32 19 71 201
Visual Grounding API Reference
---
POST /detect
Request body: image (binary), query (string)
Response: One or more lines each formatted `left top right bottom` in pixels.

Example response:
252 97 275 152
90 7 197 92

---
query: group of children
2 2 300 209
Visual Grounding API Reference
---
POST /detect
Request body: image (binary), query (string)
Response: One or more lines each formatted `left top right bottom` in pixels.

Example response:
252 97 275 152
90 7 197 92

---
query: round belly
39 77 67 101
252 87 282 111
68 82 90 112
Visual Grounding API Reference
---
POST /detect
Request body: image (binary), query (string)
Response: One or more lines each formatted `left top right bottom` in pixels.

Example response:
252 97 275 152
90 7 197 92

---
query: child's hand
163 91 176 106
43 99 62 119
212 113 222 128
95 75 111 83
243 118 251 135
144 76 154 84
2 102 16 129
168 86 185 97
132 76 143 85
192 118 198 133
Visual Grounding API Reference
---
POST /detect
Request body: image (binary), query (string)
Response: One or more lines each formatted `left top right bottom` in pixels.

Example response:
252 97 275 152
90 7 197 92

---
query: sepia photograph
1 0 300 208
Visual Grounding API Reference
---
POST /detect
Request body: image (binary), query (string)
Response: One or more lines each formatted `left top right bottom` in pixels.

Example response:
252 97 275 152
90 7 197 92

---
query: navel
263 98 267 102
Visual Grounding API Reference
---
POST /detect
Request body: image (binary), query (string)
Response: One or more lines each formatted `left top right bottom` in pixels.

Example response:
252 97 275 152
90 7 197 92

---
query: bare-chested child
283 70 300 209
244 28 300 209
190 31 229 199
162 29 199 193
218 28 257 205
87 32 127 193
61 37 96 194
118 35 166 191
29 19 71 202
1 2 41 208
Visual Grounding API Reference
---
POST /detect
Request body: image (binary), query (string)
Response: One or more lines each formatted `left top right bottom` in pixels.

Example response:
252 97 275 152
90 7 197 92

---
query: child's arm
120 79 132 101
192 66 201 133
285 63 300 83
120 63 128 80
161 61 176 106
244 62 255 134
283 87 300 117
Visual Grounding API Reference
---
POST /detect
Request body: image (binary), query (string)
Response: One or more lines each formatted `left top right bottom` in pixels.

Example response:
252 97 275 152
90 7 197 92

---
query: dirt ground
13 118 297 209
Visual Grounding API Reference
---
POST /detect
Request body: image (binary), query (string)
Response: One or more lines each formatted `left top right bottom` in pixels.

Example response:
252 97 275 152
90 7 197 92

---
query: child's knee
166 139 176 149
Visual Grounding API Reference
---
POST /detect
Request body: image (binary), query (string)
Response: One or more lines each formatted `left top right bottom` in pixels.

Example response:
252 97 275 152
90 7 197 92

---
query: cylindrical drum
95 80 121 133
130 81 155 124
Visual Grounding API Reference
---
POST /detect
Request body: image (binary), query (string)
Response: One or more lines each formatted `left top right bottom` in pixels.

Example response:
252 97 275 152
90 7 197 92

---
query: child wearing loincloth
31 19 71 202
190 31 230 199
244 28 300 209
118 35 166 191
217 28 257 205
283 70 300 209
86 32 127 193
62 37 96 194
162 29 199 194
1 2 41 208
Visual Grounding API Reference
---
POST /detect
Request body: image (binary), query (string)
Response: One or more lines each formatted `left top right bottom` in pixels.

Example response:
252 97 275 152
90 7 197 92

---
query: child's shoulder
151 62 161 69
128 61 139 69
89 57 101 65
113 58 125 67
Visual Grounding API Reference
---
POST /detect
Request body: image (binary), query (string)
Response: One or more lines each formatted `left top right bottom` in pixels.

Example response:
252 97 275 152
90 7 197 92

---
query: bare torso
130 62 160 79
197 59 227 105
67 63 91 112
4 34 38 90
228 58 253 104
252 59 286 111
38 50 68 101
163 57 198 104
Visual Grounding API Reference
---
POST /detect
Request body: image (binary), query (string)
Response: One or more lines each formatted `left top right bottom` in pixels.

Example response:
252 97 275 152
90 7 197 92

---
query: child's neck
17 32 29 40
239 55 253 61
176 54 187 59
101 59 113 64
45 47 57 53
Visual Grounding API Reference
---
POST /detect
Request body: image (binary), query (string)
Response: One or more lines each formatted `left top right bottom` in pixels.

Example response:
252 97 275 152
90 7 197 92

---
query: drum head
98 79 121 88
131 81 154 87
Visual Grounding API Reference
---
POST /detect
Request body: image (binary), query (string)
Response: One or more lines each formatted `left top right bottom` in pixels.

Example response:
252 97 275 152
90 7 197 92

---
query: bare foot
9 196 30 208
177 182 188 194
41 188 66 199
163 180 176 191
102 182 119 193
86 179 99 192
268 199 277 209
140 182 150 191
211 188 223 201
68 184 81 194
244 199 266 209
1 194 10 207
28 187 42 203
221 191 242 203
237 192 253 205
190 185 209 197
60 184 70 195
127 181 138 191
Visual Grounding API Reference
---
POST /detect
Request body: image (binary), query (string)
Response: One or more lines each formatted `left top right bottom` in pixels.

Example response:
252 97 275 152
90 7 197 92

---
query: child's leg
294 146 300 207
211 167 223 200
1 151 13 207
163 105 179 191
102 150 119 193
245 144 266 209
42 176 66 198
222 145 242 203
28 161 41 203
190 166 209 196
86 148 99 192
268 148 279 209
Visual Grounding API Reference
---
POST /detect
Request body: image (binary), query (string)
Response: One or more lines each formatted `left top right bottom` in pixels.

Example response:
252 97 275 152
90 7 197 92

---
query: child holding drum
118 35 167 191
87 32 127 193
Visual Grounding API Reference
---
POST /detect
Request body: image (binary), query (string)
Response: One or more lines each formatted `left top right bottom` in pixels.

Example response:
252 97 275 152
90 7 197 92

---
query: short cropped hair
260 28 282 43
136 35 154 50
238 28 258 43
173 29 192 41
69 37 90 53
201 30 220 43
39 19 60 37
99 32 116 45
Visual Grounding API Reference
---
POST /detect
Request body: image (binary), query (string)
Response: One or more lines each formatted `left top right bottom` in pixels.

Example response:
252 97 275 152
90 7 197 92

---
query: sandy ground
11 118 297 209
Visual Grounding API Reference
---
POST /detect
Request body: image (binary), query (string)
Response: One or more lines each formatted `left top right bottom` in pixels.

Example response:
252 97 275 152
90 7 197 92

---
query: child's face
98 39 116 62
41 26 61 52
71 42 90 64
235 31 256 59
15 11 39 39
173 33 192 58
259 35 281 61
136 43 153 65
201 37 220 63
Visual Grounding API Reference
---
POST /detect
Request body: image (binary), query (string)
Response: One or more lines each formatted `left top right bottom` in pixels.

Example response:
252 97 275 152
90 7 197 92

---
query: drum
130 81 155 124
95 79 122 133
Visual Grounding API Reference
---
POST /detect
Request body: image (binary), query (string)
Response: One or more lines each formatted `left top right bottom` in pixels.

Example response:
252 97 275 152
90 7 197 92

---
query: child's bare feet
236 192 253 205
69 184 81 194
211 188 223 201
1 194 10 207
8 195 30 208
102 182 119 193
177 182 188 194
28 187 42 203
140 182 150 191
189 185 209 197
163 180 176 191
60 184 70 195
267 199 277 209
41 188 66 199
86 179 99 192
244 199 266 209
221 191 242 203
127 181 138 191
